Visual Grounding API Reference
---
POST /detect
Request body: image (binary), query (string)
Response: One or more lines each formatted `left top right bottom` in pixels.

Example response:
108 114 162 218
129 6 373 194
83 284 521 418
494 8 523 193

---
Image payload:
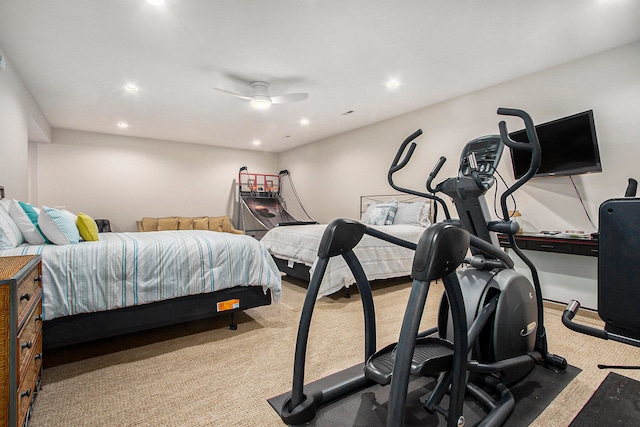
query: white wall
12 41 640 238
279 41 640 234
0 49 51 201
32 129 278 231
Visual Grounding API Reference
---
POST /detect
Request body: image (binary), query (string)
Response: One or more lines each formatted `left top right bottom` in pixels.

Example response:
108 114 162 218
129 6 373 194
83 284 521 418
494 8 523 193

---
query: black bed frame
43 286 271 349
273 257 311 282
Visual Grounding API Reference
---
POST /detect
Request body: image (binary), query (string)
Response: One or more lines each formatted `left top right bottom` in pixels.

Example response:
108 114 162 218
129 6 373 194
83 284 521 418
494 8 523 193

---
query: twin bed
0 220 281 348
261 195 434 298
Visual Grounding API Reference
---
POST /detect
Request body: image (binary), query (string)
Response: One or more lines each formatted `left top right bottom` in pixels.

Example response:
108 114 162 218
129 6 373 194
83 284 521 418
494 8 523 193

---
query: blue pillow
362 201 398 225
38 206 80 245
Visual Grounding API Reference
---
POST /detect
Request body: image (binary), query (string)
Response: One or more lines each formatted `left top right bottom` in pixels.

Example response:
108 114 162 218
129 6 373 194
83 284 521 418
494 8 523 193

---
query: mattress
0 230 282 320
261 223 426 298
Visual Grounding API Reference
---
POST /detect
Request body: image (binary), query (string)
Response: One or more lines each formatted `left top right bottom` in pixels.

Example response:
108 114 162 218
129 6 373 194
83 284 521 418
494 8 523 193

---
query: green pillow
76 212 100 241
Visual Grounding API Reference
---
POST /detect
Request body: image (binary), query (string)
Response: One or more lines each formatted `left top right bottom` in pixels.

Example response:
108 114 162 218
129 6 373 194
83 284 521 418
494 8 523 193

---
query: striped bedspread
0 230 281 320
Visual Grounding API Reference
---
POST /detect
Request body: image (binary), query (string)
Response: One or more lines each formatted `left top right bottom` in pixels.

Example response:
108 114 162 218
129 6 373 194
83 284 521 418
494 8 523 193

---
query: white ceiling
1 1 639 153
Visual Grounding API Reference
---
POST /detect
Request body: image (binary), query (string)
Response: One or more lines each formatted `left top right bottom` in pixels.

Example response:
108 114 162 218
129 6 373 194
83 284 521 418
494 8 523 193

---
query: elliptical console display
459 135 504 184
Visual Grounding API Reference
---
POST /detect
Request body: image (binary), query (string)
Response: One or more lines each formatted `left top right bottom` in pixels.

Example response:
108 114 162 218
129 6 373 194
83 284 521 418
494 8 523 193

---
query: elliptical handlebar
388 130 451 219
497 108 539 153
496 108 542 221
426 156 447 194
495 108 557 364
389 129 423 174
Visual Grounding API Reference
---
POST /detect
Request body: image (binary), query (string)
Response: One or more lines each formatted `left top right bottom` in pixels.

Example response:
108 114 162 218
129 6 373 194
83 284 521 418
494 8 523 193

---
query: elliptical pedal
364 337 454 385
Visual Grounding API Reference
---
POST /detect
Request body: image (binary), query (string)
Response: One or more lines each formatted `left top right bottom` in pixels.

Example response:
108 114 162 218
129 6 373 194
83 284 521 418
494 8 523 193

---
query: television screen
509 110 601 179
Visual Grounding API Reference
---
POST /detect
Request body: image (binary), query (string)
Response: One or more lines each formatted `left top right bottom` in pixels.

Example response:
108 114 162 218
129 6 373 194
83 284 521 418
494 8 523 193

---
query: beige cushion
193 217 209 230
141 217 159 232
221 216 243 234
221 216 233 233
208 216 225 232
178 217 194 230
138 215 241 234
157 217 178 231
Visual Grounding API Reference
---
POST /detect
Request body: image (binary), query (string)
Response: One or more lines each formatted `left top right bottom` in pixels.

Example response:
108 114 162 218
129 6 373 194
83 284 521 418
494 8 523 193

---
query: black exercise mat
570 372 640 426
269 363 580 426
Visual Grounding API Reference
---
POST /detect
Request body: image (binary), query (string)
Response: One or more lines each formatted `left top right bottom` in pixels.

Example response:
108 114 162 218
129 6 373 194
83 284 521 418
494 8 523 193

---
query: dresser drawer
17 334 42 427
572 244 599 257
17 266 42 326
17 297 43 385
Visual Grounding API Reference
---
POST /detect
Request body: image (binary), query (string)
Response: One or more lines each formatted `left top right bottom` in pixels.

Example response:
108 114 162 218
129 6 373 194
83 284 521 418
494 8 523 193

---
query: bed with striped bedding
261 194 434 298
262 223 425 298
0 230 281 347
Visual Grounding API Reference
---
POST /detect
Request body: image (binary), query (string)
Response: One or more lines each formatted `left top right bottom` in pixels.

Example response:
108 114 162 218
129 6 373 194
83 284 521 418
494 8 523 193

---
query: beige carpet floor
30 277 640 426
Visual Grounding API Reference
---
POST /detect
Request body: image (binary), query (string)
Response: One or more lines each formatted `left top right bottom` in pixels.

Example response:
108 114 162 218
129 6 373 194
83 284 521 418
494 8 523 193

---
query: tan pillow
178 217 194 230
208 216 224 232
157 217 179 231
141 217 159 232
221 216 233 233
193 217 209 230
221 216 243 234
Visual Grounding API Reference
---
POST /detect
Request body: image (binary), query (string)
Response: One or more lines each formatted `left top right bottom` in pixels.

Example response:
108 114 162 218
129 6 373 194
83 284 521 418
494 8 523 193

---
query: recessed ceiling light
300 118 310 125
386 79 400 89
117 122 129 128
125 84 138 93
252 139 261 146
146 0 165 5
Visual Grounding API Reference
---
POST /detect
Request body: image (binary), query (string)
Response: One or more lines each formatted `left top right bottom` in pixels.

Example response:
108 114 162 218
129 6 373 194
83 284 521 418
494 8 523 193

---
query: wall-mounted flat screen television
509 110 602 179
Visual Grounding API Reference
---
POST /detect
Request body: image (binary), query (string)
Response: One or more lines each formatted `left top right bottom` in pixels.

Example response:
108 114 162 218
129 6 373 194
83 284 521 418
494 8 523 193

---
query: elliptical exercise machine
563 178 640 354
279 108 566 426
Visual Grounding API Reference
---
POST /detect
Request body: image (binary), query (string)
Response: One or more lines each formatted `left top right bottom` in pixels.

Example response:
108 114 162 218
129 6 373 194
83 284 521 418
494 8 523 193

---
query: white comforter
261 223 426 298
0 230 282 320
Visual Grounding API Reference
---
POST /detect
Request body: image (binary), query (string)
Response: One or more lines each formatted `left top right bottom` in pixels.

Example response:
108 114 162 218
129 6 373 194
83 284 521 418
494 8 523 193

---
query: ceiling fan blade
213 87 252 101
271 93 309 104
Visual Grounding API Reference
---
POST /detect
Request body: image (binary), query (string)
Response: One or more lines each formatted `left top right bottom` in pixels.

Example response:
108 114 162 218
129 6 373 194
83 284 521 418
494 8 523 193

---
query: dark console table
497 232 599 309
498 232 598 257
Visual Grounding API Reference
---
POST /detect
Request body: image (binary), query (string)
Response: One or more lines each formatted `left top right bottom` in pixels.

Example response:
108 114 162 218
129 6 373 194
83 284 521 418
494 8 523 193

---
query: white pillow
419 201 432 227
0 199 11 213
8 200 48 245
39 206 81 245
361 201 398 225
0 233 12 250
0 203 24 248
395 200 431 227
361 203 375 222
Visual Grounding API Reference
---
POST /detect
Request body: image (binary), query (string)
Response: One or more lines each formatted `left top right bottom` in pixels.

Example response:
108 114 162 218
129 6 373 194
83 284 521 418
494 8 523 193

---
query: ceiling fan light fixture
214 80 308 109
250 96 272 110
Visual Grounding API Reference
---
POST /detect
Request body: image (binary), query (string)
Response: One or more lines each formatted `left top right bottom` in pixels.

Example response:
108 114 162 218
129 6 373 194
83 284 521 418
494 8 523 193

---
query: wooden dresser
0 255 43 427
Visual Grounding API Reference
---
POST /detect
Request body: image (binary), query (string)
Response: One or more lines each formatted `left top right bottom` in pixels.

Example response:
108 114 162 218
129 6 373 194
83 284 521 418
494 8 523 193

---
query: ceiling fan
214 81 309 110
